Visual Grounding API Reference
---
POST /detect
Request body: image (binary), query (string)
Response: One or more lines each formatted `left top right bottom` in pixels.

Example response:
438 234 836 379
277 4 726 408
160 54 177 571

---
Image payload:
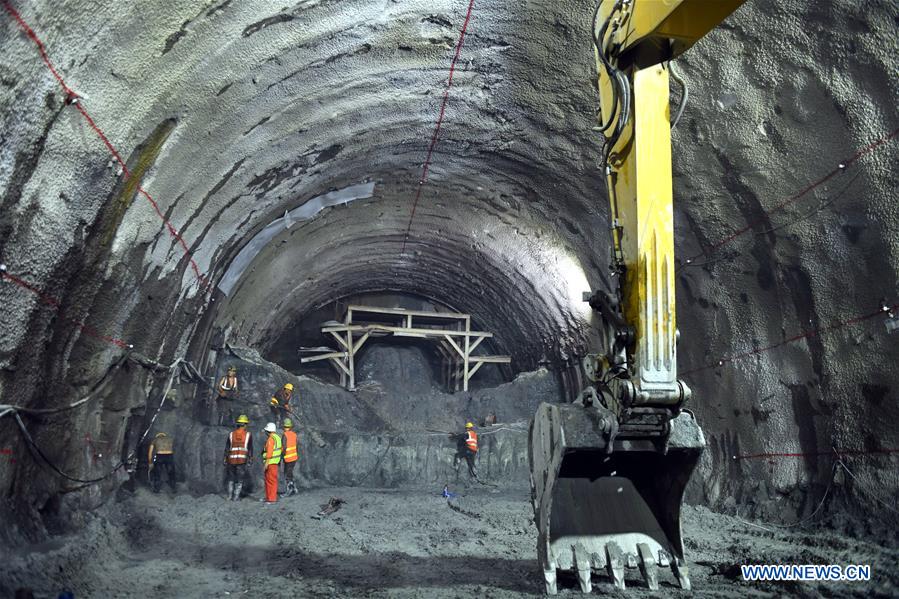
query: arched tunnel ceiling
1 0 610 369
0 0 898 496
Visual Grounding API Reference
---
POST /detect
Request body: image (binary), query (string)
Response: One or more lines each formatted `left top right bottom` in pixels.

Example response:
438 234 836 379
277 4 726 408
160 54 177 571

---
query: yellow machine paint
529 0 745 593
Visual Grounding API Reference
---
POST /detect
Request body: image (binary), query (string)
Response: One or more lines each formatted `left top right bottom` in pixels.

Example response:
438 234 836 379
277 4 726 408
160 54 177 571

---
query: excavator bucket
529 403 704 593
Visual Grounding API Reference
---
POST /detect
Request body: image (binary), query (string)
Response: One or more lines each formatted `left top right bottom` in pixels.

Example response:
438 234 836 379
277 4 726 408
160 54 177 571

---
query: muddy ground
2 483 897 598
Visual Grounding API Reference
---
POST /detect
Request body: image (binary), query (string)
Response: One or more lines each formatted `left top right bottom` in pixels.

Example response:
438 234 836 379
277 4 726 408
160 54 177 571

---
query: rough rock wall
0 0 897 540
673 0 899 526
153 347 559 494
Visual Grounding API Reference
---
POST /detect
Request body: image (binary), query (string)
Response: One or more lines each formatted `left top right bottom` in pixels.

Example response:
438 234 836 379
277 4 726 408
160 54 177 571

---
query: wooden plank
467 360 485 379
329 357 350 376
463 333 470 392
347 305 469 320
443 335 464 358
300 352 348 363
353 331 371 353
329 331 349 350
322 324 493 338
469 356 511 363
468 336 485 354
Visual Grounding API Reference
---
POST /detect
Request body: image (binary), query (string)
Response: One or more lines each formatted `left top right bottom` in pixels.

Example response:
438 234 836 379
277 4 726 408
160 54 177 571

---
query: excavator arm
529 1 745 593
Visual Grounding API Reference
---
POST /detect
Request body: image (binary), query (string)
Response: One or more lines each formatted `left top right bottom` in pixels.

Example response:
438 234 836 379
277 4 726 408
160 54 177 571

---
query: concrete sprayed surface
2 487 898 598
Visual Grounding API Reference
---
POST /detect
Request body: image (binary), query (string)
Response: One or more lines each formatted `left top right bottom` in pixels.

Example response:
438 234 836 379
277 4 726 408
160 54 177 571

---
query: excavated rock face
0 0 896 539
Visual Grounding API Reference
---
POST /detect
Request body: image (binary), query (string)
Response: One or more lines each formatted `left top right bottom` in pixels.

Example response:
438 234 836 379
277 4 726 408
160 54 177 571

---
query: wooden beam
300 352 348 363
347 305 470 320
443 335 464 358
468 356 511 363
463 333 471 392
467 360 485 379
329 331 349 350
468 336 485 354
329 357 351 376
322 324 493 338
353 331 371 353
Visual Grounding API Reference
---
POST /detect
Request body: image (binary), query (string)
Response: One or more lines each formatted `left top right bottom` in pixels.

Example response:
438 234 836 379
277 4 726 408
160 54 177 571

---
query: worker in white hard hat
261 422 282 504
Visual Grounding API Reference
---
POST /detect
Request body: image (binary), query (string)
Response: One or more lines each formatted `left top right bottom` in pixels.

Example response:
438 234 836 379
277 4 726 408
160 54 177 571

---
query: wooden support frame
301 305 511 392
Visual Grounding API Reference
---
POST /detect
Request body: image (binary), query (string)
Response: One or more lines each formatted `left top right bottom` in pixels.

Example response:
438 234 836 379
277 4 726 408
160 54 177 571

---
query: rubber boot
226 481 234 500
233 482 242 501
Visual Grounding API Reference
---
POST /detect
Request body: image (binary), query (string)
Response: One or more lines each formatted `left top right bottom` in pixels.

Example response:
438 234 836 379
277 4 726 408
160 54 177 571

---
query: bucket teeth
672 557 692 590
605 543 626 590
573 543 592 593
543 566 558 595
637 543 660 591
657 549 671 568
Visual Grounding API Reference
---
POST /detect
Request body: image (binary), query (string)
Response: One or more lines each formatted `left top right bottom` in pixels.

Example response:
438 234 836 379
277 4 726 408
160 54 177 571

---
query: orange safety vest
228 428 250 464
282 430 298 463
466 430 478 452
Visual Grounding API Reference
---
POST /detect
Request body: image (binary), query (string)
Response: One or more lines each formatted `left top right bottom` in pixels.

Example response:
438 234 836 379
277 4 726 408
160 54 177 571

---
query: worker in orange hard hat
450 422 479 480
279 418 299 497
269 382 295 424
216 365 239 426
224 414 254 501
260 422 282 504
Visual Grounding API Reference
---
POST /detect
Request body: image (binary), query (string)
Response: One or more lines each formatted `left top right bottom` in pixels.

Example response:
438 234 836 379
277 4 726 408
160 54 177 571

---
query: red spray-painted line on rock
734 448 899 461
2 1 209 287
684 126 899 265
1 268 131 349
681 302 899 376
401 0 476 253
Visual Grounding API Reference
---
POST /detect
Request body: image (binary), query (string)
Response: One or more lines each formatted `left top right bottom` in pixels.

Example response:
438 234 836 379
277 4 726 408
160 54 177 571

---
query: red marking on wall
2 0 209 287
1 269 131 349
402 0 476 252
682 302 898 376
685 126 899 264
734 448 899 461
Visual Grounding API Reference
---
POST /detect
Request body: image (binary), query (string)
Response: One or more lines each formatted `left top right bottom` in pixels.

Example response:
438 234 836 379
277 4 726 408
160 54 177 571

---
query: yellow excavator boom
529 0 745 593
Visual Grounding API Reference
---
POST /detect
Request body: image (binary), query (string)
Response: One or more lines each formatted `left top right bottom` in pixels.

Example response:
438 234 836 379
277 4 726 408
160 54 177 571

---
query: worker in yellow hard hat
148 432 177 494
280 418 299 497
223 414 254 501
450 422 479 481
269 382 295 424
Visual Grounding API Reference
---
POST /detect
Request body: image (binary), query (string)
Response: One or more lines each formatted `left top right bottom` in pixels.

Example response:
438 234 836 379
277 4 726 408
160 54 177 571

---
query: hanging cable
5 358 184 485
668 60 688 130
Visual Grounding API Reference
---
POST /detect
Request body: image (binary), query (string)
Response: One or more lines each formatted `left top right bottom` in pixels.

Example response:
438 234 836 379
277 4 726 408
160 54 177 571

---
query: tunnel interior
1 0 898 596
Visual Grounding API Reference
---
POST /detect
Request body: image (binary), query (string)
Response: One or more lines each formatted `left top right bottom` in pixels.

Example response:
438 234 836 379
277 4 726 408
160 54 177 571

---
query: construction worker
280 418 299 497
224 414 254 501
451 422 478 480
148 432 176 493
216 365 239 426
269 382 294 424
261 422 282 504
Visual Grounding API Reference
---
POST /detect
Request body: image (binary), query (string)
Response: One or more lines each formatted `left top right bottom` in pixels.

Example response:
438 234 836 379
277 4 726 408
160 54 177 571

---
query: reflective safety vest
282 430 299 463
465 431 478 452
228 428 250 464
264 433 283 466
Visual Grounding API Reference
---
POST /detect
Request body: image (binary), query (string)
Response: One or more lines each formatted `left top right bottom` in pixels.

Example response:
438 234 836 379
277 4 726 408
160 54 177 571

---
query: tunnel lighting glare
555 252 592 316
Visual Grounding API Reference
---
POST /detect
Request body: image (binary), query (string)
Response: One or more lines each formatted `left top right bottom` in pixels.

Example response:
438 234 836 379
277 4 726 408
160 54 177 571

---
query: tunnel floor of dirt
4 486 897 598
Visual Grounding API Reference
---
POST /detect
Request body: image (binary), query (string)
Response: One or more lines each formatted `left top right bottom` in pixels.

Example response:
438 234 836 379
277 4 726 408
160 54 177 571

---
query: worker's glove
270 398 279 407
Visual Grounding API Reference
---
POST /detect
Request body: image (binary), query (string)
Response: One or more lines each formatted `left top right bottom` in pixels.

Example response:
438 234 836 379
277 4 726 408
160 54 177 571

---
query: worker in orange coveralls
260 422 282 504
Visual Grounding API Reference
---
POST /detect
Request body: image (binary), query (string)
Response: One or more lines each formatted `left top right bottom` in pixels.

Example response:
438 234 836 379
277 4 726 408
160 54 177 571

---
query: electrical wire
6 358 184 485
837 456 899 516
